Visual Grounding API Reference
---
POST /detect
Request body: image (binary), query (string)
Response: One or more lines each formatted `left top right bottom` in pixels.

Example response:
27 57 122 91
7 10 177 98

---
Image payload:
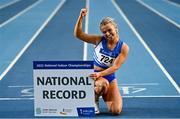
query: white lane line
119 83 159 86
8 85 33 88
0 98 34 100
137 0 180 29
0 0 21 9
0 0 42 27
111 0 180 94
164 0 180 8
0 0 66 80
123 95 180 98
83 0 89 61
99 95 180 98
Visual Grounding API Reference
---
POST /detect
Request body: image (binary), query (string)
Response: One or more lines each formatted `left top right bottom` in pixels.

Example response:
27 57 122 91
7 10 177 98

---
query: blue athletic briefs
94 70 115 83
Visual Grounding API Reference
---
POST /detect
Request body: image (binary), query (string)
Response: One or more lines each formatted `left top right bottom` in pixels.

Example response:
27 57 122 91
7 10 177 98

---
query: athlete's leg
94 77 109 114
102 79 122 115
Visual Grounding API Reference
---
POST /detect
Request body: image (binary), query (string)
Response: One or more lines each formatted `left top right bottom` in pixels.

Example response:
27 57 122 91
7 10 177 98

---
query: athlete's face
100 23 117 41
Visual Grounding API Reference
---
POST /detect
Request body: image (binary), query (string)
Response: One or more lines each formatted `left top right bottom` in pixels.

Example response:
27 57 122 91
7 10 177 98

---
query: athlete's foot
95 101 100 114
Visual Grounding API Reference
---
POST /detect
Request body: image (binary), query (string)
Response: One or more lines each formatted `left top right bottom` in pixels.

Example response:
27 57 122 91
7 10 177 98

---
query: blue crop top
93 37 123 69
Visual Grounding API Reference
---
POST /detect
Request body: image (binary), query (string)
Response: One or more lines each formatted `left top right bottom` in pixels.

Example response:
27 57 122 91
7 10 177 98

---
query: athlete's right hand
80 8 87 17
90 72 101 81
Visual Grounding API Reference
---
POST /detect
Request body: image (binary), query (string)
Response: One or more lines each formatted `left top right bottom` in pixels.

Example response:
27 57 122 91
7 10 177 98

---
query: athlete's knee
110 106 122 115
102 79 109 94
95 79 109 95
109 103 122 115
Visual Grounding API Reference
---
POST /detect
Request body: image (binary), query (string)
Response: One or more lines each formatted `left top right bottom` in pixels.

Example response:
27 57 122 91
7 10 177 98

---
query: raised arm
74 8 101 45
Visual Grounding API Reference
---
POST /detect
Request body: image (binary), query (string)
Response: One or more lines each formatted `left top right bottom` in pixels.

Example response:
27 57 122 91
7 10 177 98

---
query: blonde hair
100 17 119 33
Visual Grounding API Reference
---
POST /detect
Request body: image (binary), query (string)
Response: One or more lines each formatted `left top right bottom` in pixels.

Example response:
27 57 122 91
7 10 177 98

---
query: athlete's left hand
90 72 101 81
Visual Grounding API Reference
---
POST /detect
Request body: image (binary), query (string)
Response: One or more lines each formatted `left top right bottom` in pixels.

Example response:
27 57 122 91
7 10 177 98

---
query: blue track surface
0 0 61 78
0 0 38 24
0 0 16 6
142 0 180 25
169 0 180 4
115 0 180 86
0 0 180 118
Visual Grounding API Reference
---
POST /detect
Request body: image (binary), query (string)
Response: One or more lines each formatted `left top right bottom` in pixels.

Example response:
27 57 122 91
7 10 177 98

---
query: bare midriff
94 65 106 71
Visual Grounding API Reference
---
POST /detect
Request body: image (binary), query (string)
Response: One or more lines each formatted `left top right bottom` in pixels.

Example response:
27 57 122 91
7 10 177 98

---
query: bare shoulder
121 42 129 55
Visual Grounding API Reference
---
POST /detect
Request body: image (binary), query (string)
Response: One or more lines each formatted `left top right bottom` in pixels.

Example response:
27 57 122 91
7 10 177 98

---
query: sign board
33 61 95 117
